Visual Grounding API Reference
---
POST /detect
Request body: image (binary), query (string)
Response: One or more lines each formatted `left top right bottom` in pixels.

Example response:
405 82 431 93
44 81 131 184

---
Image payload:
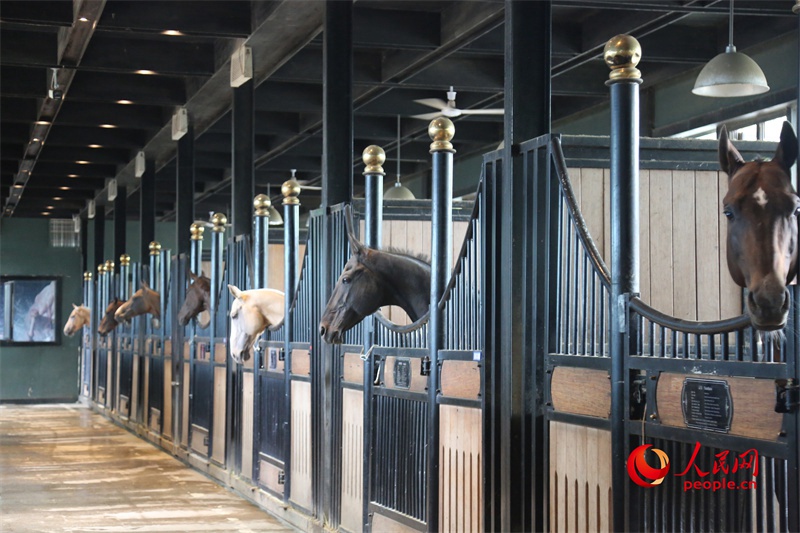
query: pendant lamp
384 115 416 200
692 0 769 97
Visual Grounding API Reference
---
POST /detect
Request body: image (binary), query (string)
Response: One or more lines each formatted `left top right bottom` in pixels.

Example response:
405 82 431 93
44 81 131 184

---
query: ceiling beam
79 33 216 76
97 1 252 38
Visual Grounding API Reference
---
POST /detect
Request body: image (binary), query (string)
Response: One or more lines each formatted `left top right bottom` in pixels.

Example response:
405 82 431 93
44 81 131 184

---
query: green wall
86 220 178 267
0 218 82 402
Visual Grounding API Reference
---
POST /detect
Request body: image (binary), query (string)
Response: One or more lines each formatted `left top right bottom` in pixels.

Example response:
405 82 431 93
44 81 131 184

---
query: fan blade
413 98 449 110
459 108 505 115
411 111 444 121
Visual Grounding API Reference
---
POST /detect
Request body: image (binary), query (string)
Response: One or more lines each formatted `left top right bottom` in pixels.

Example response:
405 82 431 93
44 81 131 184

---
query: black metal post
427 118 455 532
501 2 552 530
93 208 105 274
114 186 127 273
190 223 204 276
606 35 642 533
282 179 301 506
176 120 195 258
362 146 384 249
80 217 88 274
252 196 268 483
140 158 156 264
210 213 226 465
232 81 255 238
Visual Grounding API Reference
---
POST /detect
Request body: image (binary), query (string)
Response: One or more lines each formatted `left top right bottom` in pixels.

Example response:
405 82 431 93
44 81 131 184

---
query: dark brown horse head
115 281 161 323
178 271 211 328
721 121 799 330
98 298 124 336
319 206 431 344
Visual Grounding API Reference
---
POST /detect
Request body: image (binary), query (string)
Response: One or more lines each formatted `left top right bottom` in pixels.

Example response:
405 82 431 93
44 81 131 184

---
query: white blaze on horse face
753 187 768 208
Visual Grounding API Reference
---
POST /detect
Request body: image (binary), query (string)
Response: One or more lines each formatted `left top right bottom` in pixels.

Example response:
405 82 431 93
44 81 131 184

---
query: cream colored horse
63 304 91 337
228 284 284 363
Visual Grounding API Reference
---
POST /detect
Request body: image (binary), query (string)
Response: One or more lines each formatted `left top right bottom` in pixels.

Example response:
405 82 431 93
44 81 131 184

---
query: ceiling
1 0 796 220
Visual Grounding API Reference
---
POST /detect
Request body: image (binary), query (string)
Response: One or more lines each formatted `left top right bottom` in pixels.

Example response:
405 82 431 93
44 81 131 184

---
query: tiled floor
0 404 294 532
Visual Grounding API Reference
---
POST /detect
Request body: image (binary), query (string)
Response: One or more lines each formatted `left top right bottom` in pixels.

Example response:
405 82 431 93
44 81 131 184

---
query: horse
115 281 161 325
27 282 55 341
63 304 90 337
319 207 431 344
177 271 211 329
721 121 799 331
97 298 125 336
228 284 285 363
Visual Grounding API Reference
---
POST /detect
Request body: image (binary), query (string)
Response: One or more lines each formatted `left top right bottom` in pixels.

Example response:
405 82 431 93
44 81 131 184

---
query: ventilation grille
50 219 79 247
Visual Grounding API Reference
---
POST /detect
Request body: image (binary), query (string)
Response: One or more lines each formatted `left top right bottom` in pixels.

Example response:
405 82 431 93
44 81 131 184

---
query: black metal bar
176 121 194 258
426 121 454 532
607 37 642 533
232 82 254 238
140 158 156 263
94 208 105 272
282 185 299 506
364 163 384 249
114 186 126 273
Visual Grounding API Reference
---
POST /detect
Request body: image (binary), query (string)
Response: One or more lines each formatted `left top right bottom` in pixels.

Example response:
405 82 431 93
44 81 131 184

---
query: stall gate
517 133 800 532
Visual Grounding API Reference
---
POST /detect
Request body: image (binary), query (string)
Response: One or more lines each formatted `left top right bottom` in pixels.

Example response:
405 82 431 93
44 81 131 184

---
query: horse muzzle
747 286 790 331
319 324 343 344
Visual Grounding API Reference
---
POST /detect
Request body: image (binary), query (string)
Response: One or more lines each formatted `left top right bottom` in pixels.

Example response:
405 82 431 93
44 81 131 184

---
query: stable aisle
0 404 294 532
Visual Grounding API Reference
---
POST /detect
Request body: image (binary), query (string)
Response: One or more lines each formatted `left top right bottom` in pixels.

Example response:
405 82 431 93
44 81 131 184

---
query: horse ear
189 271 200 282
719 125 745 179
773 121 798 175
141 280 151 290
228 284 245 300
344 204 366 256
72 303 78 309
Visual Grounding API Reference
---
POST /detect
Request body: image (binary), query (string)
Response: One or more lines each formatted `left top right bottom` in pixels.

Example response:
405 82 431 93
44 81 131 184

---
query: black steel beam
140 158 155 264
231 81 254 237
176 121 194 257
93 207 105 269
114 185 127 271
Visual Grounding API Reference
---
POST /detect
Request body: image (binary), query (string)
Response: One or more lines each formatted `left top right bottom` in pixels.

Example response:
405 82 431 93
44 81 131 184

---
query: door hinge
775 379 799 413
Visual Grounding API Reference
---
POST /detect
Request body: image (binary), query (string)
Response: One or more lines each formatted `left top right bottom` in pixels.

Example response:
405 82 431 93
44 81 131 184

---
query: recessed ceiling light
135 69 156 75
117 100 134 105
100 124 117 129
162 30 183 36
76 160 90 164
42 211 51 216
53 197 63 200
60 186 70 190
68 174 79 178
32 137 40 142
45 205 55 209
78 16 89 22
88 144 102 148
12 184 23 189
35 121 51 125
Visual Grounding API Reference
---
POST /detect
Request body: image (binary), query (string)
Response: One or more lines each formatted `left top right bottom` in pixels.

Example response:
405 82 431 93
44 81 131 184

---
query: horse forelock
384 247 430 266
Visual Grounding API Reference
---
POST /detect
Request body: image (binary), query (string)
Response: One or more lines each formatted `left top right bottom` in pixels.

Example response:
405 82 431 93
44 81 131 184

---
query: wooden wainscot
440 360 480 400
291 349 310 376
342 352 363 385
190 424 209 456
550 366 611 418
382 356 427 393
656 373 783 441
214 342 226 364
258 456 285 497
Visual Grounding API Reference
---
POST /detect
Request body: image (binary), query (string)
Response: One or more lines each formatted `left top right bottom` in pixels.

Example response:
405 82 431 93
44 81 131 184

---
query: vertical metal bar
606 34 642 533
140 159 156 263
232 82 255 238
94 208 105 274
114 186 127 273
282 179 300 506
176 121 194 258
252 199 268 481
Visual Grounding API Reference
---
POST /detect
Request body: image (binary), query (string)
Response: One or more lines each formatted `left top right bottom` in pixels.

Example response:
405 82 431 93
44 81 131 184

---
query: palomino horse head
228 285 285 363
319 206 431 344
721 121 799 330
98 298 124 336
115 281 161 324
178 271 211 328
63 304 91 337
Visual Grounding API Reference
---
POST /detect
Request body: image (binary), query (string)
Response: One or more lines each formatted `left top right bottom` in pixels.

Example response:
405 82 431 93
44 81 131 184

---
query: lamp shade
267 205 283 225
692 46 769 97
383 180 416 200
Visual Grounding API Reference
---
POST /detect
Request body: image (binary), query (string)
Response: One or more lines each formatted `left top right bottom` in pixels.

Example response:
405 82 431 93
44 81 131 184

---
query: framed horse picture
0 276 61 345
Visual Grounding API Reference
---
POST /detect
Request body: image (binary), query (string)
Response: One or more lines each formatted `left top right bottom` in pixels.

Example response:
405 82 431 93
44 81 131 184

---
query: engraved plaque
394 358 411 389
681 378 733 433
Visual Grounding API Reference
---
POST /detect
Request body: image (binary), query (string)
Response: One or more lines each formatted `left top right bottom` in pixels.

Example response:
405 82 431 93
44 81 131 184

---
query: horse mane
383 246 430 266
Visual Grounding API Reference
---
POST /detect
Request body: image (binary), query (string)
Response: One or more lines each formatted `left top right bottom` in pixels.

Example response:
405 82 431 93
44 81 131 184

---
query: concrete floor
0 404 295 532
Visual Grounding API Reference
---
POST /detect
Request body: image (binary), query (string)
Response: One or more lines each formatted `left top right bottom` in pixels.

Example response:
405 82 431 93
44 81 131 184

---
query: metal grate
49 218 79 247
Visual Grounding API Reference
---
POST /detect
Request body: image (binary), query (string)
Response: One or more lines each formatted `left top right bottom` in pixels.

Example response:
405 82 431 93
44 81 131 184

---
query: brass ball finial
362 145 386 176
104 260 114 272
119 254 131 267
149 241 162 256
282 179 301 206
604 34 642 82
428 117 456 153
97 263 105 274
84 271 93 281
253 194 271 216
190 222 204 240
211 212 227 232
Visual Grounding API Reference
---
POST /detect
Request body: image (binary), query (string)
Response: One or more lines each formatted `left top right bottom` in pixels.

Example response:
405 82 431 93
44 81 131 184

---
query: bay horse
63 304 90 337
97 298 124 336
115 281 160 325
319 206 431 344
177 271 211 329
721 121 799 330
228 284 285 363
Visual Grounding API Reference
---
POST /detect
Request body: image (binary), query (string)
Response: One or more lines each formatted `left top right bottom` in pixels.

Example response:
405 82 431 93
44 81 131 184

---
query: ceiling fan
412 86 504 120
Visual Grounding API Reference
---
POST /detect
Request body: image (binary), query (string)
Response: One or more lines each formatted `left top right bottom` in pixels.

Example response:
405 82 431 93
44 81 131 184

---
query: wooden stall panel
371 512 425 533
131 354 140 421
143 357 150 429
259 458 284 497
341 388 364 533
242 373 254 478
343 352 363 385
212 366 226 464
382 356 427 393
550 367 610 418
291 380 312 510
439 405 482 533
291 349 310 376
214 342 226 364
440 361 480 400
191 424 209 456
162 358 172 439
550 421 612 533
181 362 190 447
656 373 783 441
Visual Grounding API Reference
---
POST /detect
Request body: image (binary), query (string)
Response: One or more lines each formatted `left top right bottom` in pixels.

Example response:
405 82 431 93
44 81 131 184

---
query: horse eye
342 277 351 284
794 206 800 217
723 209 733 220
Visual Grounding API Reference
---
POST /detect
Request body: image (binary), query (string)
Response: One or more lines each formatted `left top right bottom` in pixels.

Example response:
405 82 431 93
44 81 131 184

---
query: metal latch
278 348 285 362
775 379 799 413
420 355 431 376
278 471 285 485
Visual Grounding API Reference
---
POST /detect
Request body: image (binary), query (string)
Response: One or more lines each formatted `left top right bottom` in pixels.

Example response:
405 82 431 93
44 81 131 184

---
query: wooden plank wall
567 168 741 320
439 405 482 533
291 380 313 511
549 421 612 533
340 388 364 533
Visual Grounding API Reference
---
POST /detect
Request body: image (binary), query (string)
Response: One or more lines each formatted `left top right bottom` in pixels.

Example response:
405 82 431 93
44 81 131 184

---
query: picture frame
0 276 61 346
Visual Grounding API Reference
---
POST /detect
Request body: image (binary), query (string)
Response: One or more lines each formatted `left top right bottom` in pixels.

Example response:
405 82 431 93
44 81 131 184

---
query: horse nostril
748 291 757 309
319 326 326 338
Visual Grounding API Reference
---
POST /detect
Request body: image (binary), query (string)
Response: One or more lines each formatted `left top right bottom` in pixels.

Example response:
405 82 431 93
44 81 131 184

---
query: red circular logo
627 444 670 487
